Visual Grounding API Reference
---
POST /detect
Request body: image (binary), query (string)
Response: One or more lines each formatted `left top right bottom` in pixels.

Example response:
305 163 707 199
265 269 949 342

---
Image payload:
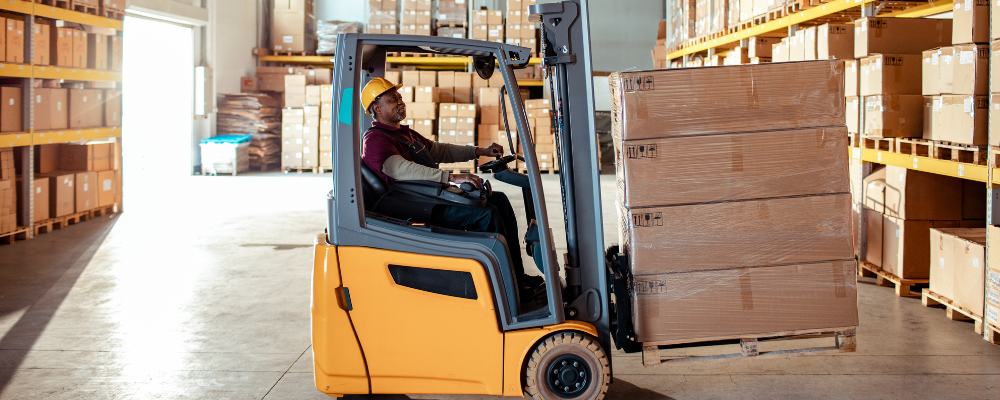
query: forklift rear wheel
523 331 610 400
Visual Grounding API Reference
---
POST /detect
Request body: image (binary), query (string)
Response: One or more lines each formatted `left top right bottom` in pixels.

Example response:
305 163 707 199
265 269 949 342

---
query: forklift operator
360 77 541 295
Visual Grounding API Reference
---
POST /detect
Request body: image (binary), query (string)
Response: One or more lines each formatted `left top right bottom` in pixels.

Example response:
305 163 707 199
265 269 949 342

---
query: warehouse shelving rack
667 0 1000 344
0 0 123 242
256 54 545 86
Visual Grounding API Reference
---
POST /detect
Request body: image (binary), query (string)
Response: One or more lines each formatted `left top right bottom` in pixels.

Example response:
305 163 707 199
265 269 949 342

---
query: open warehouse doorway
121 15 194 211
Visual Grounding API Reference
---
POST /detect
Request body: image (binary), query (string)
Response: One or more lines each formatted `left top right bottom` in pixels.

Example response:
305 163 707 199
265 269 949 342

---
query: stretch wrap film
610 61 858 344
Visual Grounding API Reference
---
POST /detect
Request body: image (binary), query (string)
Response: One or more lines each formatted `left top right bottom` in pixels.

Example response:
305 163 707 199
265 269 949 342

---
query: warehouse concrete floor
1 174 999 400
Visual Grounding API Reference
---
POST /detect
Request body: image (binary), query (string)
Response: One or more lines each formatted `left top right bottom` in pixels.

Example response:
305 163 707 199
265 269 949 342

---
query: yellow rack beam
885 0 952 17
33 127 121 145
669 0 877 60
33 65 121 81
258 55 334 65
260 55 542 67
0 0 123 30
0 63 32 79
852 147 988 183
0 132 31 147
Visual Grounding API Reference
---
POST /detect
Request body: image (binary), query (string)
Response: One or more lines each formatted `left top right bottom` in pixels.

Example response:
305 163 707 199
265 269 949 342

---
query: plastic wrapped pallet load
609 60 858 344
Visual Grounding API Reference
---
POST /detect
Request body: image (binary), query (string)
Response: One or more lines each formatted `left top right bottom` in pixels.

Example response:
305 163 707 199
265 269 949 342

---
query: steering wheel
479 154 524 174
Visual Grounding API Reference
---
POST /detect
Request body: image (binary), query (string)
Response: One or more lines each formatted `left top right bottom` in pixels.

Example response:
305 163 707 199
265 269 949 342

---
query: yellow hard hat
360 77 402 113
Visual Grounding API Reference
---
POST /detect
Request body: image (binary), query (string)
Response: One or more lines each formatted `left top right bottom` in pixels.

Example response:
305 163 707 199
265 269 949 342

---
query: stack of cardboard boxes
504 0 537 55
368 0 399 34
988 226 1000 337
610 61 858 344
768 23 854 64
0 17 25 64
272 0 315 53
862 166 984 283
436 0 467 38
928 227 987 322
920 2 988 146
280 75 322 170
319 84 333 171
471 9 503 42
400 0 432 36
0 149 15 233
34 142 119 222
437 103 477 171
397 70 440 139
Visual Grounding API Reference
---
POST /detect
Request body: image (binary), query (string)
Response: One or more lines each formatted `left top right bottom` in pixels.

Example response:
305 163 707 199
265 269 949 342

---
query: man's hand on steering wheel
475 143 504 158
450 173 483 189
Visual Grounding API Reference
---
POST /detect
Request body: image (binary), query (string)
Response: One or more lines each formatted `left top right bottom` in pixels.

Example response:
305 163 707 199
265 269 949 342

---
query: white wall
211 0 258 94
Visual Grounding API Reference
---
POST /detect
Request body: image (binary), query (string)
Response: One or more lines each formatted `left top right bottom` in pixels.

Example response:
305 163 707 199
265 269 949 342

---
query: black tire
523 331 610 400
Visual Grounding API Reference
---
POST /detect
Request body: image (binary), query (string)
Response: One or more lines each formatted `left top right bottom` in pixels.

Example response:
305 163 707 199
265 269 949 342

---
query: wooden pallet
990 146 1000 167
99 7 125 19
931 141 986 165
34 0 69 8
860 136 894 151
271 50 310 56
32 218 63 236
284 167 321 174
72 3 99 15
63 209 92 226
641 327 856 367
921 289 984 334
987 324 1000 345
0 227 30 245
849 132 860 148
858 261 927 297
895 137 932 157
89 204 116 218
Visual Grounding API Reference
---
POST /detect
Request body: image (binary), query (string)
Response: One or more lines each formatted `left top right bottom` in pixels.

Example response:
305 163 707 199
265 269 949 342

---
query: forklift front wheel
523 331 610 400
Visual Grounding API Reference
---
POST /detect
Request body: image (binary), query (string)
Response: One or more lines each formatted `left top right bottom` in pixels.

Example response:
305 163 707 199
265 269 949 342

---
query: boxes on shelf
437 0 468 26
59 142 115 172
748 36 780 59
471 9 503 42
32 22 50 65
89 33 110 70
859 54 921 96
52 27 75 67
987 226 1000 329
284 74 307 107
862 94 923 138
34 88 69 131
271 0 316 53
817 23 853 60
5 18 24 64
854 17 952 58
29 177 49 223
68 89 105 129
927 95 988 145
1 86 21 132
74 171 98 213
104 90 121 126
929 227 986 317
951 44 988 95
0 149 14 233
952 0 988 45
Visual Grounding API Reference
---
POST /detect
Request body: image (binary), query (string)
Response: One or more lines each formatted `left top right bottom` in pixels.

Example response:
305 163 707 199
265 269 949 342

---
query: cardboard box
284 75 306 107
952 0 989 45
1 86 21 132
929 227 957 301
419 71 436 87
32 23 50 65
407 102 436 119
272 0 316 53
859 54 921 96
45 173 74 217
73 30 88 68
817 23 853 60
609 61 844 141
951 44 988 95
69 89 104 129
881 215 961 279
882 165 963 220
864 207 884 268
51 27 71 67
74 172 97 212
862 94 923 138
34 88 68 130
987 226 1000 327
929 227 986 317
32 177 49 222
854 17 952 58
863 167 887 214
414 86 438 103
97 170 115 207
992 40 1000 93
845 59 858 97
939 46 955 94
401 71 420 87
621 194 854 275
846 96 860 134
922 48 940 95
631 260 858 343
616 127 849 208
88 33 108 70
305 85 320 105
104 90 121 126
932 95 987 145
5 19 23 63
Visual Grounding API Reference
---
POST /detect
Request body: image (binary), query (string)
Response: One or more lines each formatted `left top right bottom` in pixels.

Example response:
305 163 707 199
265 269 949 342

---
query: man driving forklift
359 77 543 298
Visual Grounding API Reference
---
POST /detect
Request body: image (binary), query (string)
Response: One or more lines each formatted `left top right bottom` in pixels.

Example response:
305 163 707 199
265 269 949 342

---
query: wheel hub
545 354 591 398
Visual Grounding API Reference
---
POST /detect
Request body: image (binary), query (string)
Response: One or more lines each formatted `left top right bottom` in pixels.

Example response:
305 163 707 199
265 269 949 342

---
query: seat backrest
360 163 387 209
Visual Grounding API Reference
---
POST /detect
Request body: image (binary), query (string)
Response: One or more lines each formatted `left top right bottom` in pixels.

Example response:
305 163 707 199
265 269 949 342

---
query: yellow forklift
312 1 644 398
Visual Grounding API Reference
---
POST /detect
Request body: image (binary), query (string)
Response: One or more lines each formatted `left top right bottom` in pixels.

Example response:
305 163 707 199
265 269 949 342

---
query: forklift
312 1 641 398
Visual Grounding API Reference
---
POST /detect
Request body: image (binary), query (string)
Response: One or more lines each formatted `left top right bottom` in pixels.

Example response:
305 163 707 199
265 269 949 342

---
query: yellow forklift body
313 235 598 397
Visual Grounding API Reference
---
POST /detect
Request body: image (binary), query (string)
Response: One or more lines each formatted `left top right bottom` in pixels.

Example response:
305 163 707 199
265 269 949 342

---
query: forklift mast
531 0 610 351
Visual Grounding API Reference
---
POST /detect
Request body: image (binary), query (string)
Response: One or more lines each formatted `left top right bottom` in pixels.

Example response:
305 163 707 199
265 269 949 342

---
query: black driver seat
359 163 485 222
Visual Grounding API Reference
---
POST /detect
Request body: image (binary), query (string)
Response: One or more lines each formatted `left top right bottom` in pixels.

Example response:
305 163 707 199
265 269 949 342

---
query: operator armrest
392 180 483 207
